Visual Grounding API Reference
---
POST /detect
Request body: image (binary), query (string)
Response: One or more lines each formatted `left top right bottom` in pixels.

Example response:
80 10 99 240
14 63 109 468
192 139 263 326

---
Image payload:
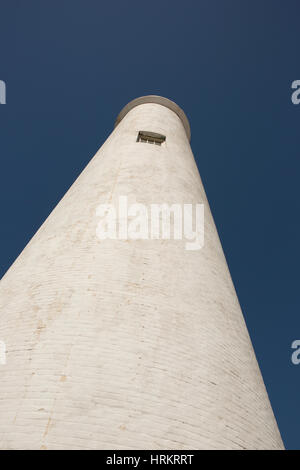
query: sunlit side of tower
0 96 283 449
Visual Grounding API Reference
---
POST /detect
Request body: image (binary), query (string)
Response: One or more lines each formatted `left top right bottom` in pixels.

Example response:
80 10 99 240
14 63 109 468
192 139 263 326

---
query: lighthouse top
114 95 191 141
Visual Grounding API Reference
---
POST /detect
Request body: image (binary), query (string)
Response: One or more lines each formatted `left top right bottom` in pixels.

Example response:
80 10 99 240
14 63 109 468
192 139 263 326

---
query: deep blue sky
0 0 299 449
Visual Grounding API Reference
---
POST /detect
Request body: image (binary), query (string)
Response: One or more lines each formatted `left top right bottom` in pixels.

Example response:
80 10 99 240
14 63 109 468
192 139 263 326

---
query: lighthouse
0 96 283 449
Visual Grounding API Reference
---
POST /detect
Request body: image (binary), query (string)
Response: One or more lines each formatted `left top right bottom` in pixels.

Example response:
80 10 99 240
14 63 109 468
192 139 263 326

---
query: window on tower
137 131 166 146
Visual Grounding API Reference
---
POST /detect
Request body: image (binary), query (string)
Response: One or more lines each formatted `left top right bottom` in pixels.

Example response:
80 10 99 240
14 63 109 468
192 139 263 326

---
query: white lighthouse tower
0 96 283 449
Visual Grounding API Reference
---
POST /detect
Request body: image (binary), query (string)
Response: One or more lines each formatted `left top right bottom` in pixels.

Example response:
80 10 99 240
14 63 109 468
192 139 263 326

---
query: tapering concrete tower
0 96 283 450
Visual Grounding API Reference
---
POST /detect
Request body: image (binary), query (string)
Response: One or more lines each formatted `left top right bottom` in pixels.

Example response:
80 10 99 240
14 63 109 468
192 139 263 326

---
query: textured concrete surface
0 98 284 449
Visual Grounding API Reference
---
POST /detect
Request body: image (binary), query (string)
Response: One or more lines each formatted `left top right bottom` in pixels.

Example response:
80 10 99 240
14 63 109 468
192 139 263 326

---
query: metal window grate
137 131 166 146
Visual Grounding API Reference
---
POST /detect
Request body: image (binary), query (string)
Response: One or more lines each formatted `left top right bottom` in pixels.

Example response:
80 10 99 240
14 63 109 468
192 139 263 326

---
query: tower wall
0 97 283 449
